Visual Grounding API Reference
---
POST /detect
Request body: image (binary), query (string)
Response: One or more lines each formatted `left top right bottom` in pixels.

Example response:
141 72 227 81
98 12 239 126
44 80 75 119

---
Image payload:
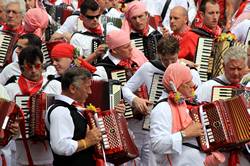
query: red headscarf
51 43 96 73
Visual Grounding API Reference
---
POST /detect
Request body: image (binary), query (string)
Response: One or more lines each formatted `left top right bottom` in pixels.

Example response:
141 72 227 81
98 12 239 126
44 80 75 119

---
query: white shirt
5 77 61 165
150 101 206 165
141 0 191 31
56 15 84 34
231 19 250 44
122 61 202 105
122 61 164 105
45 95 79 156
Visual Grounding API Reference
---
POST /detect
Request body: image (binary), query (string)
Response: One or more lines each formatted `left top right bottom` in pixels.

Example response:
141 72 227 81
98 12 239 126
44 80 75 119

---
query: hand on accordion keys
8 118 22 137
132 96 153 115
181 122 204 139
114 100 126 113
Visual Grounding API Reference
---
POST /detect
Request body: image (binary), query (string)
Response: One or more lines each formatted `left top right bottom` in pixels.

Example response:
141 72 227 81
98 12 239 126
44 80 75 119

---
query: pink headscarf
23 8 49 40
124 1 147 20
122 1 149 35
106 29 130 49
163 63 193 133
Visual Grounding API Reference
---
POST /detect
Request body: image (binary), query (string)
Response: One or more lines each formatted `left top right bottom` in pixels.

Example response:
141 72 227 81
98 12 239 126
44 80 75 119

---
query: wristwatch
180 130 186 138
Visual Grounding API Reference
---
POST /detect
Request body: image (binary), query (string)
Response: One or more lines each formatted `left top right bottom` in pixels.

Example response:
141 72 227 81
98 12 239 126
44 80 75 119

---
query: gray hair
6 0 26 15
61 67 92 91
223 46 248 65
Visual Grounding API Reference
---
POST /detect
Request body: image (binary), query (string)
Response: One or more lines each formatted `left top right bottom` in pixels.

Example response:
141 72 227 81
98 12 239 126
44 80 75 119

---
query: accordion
85 80 122 111
190 95 250 152
143 73 164 130
130 31 162 60
211 86 250 108
0 99 23 146
0 31 18 69
15 93 55 140
194 37 214 82
84 108 139 165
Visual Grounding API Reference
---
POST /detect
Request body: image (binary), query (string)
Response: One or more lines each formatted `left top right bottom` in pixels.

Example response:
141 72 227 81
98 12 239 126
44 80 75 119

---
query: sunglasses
22 63 43 71
84 14 101 20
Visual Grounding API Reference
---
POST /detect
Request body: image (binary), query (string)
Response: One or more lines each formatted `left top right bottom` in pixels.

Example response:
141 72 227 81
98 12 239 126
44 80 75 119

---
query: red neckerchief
200 24 221 38
87 24 103 36
173 25 190 41
2 24 24 35
132 23 150 37
118 59 132 69
18 75 43 95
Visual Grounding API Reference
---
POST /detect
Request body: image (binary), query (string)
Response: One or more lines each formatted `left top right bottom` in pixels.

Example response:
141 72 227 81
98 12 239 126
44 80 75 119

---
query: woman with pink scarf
150 63 225 166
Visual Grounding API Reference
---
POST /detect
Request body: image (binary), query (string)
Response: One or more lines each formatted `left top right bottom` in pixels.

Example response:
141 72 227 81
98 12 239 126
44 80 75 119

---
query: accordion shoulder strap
182 142 201 151
161 0 172 21
153 97 168 108
47 100 74 124
192 28 213 38
212 77 230 86
149 60 166 71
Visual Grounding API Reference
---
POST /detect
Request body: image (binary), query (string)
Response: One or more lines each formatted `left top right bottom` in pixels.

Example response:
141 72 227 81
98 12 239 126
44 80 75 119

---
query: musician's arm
122 63 149 105
46 107 81 156
50 15 78 41
84 44 107 63
150 102 183 154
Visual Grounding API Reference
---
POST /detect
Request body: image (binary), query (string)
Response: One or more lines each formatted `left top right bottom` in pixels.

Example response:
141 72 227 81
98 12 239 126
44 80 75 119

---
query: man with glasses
2 0 26 35
5 46 61 166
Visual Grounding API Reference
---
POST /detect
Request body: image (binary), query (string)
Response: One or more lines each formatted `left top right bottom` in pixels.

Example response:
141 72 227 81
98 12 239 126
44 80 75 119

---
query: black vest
96 56 126 79
47 100 95 166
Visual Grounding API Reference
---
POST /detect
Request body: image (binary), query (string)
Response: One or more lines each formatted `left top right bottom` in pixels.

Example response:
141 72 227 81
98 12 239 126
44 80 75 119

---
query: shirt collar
55 95 75 105
107 51 123 65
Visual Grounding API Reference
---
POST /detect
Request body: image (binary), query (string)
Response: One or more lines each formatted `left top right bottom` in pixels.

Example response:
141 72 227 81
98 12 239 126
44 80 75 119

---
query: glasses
22 63 43 71
6 10 20 15
84 14 100 20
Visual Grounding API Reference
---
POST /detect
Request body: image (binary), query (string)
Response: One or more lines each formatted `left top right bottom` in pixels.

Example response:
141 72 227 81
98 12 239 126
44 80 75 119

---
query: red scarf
118 59 132 69
132 23 149 37
18 75 43 95
2 24 24 35
87 24 103 36
173 25 190 41
201 24 221 38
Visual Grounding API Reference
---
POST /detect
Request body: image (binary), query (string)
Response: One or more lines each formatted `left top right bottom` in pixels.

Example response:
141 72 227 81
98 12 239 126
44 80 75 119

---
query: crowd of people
0 0 249 166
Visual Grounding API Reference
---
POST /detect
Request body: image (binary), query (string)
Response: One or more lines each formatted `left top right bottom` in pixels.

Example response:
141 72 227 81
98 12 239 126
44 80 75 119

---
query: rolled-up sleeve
46 106 78 156
150 102 183 155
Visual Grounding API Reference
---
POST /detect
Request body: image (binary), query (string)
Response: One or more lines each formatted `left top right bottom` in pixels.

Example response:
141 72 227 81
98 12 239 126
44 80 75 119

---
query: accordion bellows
190 94 250 152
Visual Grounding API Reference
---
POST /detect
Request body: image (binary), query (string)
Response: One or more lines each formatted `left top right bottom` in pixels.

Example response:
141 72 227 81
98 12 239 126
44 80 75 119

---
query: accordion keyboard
0 34 12 67
15 96 30 138
111 70 133 118
131 38 144 53
96 116 110 149
195 38 213 82
41 43 52 67
143 73 164 130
